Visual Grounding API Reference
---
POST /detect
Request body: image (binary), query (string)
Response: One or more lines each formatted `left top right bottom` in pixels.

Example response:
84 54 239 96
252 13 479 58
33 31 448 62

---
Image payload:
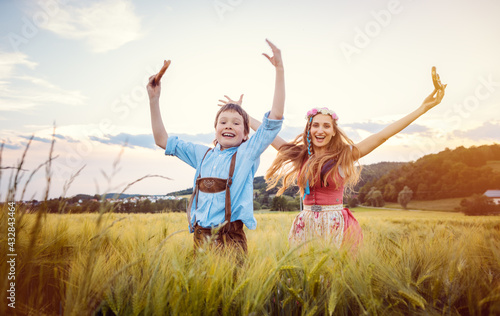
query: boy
146 39 285 252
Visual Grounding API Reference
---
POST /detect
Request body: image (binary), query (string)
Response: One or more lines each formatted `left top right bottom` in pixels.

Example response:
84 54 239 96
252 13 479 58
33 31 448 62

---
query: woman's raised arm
353 67 446 159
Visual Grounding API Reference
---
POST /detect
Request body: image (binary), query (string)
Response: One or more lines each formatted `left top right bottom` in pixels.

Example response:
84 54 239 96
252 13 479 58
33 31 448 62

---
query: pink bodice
303 166 345 205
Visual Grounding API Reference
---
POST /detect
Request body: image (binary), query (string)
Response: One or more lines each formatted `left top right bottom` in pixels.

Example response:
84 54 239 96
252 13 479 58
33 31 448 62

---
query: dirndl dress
290 159 363 250
288 204 363 250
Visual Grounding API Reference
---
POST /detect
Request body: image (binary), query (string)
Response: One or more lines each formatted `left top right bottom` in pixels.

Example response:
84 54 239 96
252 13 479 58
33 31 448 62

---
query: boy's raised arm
147 73 169 150
263 39 285 121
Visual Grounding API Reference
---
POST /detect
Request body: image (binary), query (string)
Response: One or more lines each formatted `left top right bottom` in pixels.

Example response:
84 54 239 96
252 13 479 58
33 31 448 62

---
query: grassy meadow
1 207 500 316
383 198 464 212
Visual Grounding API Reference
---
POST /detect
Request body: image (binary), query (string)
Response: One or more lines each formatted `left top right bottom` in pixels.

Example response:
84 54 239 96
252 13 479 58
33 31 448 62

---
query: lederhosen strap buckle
186 148 237 232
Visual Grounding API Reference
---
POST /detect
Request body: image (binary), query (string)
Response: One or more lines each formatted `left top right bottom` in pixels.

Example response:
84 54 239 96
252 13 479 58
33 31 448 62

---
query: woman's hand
422 67 446 111
421 88 445 112
218 94 244 107
262 39 283 69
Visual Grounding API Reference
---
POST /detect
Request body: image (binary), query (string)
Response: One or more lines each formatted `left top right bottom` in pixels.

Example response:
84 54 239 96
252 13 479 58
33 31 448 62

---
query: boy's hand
218 94 244 107
147 60 171 102
153 60 171 86
147 75 161 101
262 39 283 69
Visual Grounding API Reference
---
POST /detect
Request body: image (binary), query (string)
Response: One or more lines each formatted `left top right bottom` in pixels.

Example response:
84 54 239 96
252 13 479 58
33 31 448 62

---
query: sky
1 0 499 201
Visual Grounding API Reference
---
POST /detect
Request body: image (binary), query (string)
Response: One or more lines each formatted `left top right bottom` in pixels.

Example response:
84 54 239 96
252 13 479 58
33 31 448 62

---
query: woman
220 67 446 249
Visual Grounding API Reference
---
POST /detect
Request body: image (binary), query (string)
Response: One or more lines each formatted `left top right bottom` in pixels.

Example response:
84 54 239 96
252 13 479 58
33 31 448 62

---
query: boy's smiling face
215 110 248 150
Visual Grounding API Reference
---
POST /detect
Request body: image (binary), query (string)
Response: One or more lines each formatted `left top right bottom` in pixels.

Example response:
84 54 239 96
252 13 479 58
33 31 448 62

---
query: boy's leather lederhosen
187 149 247 253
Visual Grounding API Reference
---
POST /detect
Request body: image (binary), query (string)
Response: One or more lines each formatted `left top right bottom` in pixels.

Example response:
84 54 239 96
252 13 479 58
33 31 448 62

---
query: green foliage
354 161 406 196
398 186 413 209
253 176 267 191
288 196 301 211
271 196 301 212
347 197 359 208
253 176 300 211
27 197 189 214
383 183 397 201
259 193 270 209
271 196 289 212
458 194 500 216
365 187 385 207
253 200 261 210
359 144 500 201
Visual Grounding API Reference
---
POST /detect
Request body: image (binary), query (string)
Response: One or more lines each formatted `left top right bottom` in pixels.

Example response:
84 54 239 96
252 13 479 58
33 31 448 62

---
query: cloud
345 122 386 133
90 133 156 149
0 78 86 111
274 122 430 144
344 122 429 135
0 52 86 112
19 135 52 144
344 122 430 134
1 142 22 150
53 133 80 143
0 133 27 150
0 51 37 81
171 133 215 145
5 130 212 152
278 126 303 141
453 121 500 141
90 132 245 149
40 0 142 53
2 129 85 152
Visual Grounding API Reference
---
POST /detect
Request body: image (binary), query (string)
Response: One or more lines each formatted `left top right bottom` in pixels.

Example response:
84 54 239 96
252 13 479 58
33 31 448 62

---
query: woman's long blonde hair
265 114 361 196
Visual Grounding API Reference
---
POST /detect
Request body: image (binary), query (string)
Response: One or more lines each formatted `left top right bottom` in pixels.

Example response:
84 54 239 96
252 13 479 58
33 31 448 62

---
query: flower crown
305 107 339 121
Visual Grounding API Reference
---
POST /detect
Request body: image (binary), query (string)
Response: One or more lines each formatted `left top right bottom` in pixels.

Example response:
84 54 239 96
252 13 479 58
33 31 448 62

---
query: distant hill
68 193 146 202
358 144 500 202
167 187 193 196
100 193 147 199
353 161 406 193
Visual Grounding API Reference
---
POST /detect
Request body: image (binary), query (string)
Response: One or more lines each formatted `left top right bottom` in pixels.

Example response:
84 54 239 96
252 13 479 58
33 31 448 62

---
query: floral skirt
288 206 363 250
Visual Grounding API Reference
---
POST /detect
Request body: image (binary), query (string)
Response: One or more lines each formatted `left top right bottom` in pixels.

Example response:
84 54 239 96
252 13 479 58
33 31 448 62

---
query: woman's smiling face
310 114 335 153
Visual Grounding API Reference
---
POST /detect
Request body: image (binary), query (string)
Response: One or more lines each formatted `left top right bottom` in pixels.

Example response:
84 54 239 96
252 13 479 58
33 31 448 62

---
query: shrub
271 196 288 212
398 186 413 209
458 194 500 216
365 187 385 207
347 197 359 208
253 201 261 210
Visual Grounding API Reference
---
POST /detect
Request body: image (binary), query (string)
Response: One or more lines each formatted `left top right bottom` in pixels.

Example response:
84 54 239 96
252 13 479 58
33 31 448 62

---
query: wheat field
1 206 500 316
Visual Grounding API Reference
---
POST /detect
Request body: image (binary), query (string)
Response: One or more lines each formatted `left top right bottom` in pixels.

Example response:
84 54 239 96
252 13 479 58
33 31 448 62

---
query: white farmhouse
484 190 500 205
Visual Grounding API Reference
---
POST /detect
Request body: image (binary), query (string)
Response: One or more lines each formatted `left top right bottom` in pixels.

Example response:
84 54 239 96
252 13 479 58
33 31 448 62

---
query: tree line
17 197 188 214
358 144 500 202
17 144 499 215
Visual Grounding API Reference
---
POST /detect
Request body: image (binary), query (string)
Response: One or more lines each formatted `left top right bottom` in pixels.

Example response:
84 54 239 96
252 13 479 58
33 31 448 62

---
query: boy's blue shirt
165 112 283 232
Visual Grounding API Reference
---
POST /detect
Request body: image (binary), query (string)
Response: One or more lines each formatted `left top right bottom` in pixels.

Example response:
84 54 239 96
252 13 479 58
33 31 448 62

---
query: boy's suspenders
186 148 237 232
